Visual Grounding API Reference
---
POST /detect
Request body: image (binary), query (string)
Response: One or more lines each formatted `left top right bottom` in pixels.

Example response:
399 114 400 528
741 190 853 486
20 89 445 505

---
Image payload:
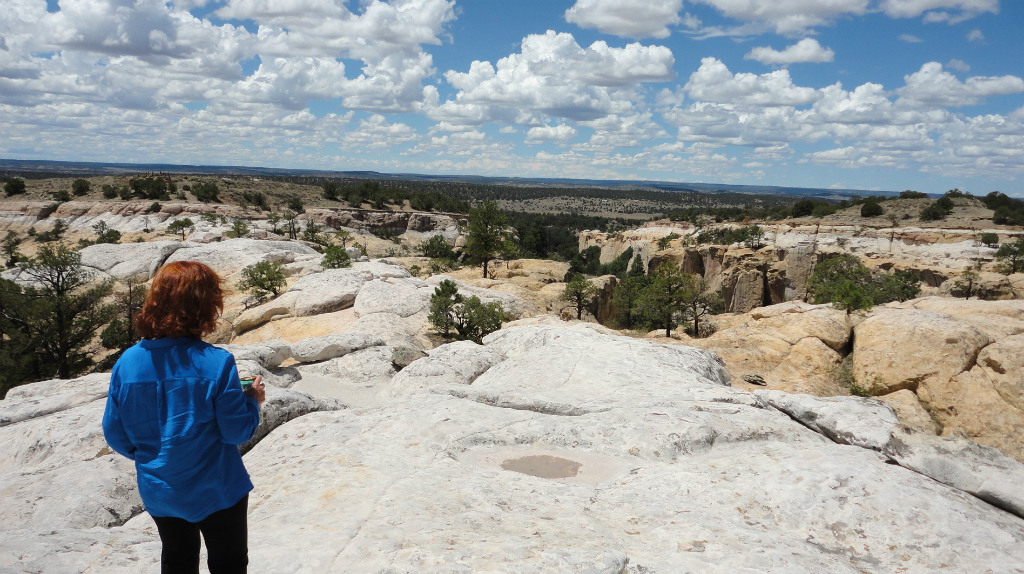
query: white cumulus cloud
685 57 819 106
564 0 682 39
525 124 578 144
745 38 834 65
439 31 673 126
880 0 998 21
690 0 870 35
898 62 1024 108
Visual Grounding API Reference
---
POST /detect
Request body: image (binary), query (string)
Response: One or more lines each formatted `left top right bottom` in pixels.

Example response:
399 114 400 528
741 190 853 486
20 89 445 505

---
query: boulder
852 309 992 395
916 333 1024 462
690 302 851 396
884 426 1024 519
164 238 319 278
756 390 900 451
289 333 387 364
878 389 940 434
78 241 182 280
352 278 431 318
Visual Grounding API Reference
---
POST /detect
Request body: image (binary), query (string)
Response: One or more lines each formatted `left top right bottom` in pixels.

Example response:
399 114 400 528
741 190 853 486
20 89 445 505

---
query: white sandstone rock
755 389 900 451
78 241 182 280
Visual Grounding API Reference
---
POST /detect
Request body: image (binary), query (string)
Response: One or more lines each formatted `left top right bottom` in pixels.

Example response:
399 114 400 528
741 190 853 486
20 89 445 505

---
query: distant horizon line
0 157 902 199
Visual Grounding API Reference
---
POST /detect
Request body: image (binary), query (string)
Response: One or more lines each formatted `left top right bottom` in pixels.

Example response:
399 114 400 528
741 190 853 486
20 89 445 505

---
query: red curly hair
135 261 224 339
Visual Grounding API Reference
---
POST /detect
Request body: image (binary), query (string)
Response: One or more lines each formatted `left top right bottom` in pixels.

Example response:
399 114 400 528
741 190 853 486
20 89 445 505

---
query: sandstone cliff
581 222 1024 313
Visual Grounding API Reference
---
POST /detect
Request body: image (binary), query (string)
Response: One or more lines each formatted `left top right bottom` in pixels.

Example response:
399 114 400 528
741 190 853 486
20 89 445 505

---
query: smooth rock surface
2 293 1024 573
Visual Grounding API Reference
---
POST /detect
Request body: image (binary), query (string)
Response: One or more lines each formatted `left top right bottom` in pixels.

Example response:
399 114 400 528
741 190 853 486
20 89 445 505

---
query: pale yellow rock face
913 334 1024 461
852 309 992 395
918 368 1024 463
855 303 1024 462
690 302 851 395
878 390 940 434
232 308 360 344
445 259 571 317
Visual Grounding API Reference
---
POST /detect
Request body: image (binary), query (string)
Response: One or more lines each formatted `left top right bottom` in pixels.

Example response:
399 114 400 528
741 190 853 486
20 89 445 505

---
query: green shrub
92 222 121 244
861 202 884 217
420 235 457 259
71 179 90 196
227 220 250 238
994 236 1024 274
899 190 928 199
237 261 286 304
321 244 352 269
191 181 220 203
919 202 949 221
166 218 195 240
241 191 269 211
428 279 504 343
4 178 26 196
807 254 920 312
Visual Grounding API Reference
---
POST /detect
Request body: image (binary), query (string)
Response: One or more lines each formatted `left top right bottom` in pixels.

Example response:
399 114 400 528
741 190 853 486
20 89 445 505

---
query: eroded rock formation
2 321 1024 573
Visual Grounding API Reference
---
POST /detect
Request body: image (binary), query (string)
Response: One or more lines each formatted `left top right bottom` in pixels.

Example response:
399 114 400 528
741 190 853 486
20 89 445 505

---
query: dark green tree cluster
0 244 116 396
463 200 515 278
92 221 122 244
419 235 457 261
789 199 838 218
569 246 635 277
98 276 147 368
318 179 469 213
982 192 1024 226
609 260 721 337
4 178 27 196
919 196 954 221
994 236 1024 274
806 254 921 312
428 279 504 343
695 226 763 246
407 190 469 213
860 200 884 217
633 262 721 337
129 177 173 201
321 181 341 201
191 181 220 203
899 190 929 199
508 212 624 261
241 191 269 211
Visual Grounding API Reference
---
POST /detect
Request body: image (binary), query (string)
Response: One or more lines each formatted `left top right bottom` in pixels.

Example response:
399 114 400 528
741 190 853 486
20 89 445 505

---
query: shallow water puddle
501 455 582 479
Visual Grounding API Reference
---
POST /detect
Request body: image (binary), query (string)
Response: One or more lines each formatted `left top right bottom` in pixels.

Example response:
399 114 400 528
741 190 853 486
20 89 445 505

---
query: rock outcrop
580 222 1024 314
687 301 852 396
2 322 1024 573
854 297 1024 462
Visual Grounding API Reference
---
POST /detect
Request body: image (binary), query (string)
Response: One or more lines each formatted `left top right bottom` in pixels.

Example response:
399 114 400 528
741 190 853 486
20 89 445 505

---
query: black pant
151 495 249 574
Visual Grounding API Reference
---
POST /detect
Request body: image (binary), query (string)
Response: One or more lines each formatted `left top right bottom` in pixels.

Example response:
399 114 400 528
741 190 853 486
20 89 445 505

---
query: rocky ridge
580 221 1024 312
2 314 1024 573
0 201 1023 572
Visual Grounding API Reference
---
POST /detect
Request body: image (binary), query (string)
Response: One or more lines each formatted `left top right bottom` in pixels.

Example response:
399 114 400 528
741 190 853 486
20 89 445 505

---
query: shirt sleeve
213 355 261 445
101 374 137 460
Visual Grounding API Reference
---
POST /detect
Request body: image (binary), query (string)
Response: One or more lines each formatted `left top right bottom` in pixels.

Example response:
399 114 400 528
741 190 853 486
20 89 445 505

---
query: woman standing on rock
102 261 265 574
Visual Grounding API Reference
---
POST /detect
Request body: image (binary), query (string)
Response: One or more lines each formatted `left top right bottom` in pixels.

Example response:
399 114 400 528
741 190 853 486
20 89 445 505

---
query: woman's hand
243 375 267 406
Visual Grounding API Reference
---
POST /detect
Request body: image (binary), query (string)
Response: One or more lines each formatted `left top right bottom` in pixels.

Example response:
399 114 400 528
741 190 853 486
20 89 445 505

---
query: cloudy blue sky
1 0 1022 195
